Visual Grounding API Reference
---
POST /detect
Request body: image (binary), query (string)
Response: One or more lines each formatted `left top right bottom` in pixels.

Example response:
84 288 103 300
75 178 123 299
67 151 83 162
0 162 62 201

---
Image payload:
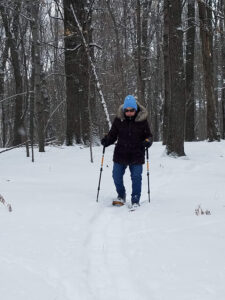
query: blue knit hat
123 95 137 111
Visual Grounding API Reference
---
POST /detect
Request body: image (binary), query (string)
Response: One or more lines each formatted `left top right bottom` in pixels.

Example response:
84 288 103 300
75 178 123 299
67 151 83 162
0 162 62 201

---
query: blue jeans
112 162 143 204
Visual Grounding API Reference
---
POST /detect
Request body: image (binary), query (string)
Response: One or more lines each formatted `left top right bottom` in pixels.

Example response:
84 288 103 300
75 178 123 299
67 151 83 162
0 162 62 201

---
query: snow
1 141 225 300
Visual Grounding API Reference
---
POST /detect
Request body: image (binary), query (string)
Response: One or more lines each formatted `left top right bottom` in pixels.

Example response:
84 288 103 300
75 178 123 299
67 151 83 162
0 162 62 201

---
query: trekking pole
96 146 106 202
146 148 150 203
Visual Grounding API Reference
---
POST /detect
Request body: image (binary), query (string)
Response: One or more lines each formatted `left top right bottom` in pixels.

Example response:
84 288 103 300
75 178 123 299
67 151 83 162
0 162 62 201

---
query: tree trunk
198 0 220 141
185 0 195 141
141 0 152 106
0 40 9 147
105 0 126 98
31 1 45 152
166 0 186 156
136 0 145 104
30 45 35 162
0 4 24 146
64 0 90 145
153 1 161 141
221 0 225 139
41 71 49 139
71 3 112 130
163 0 170 145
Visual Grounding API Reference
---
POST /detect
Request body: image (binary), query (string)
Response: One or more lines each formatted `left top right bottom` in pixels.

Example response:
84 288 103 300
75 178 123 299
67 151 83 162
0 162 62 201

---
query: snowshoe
129 203 140 211
112 196 126 207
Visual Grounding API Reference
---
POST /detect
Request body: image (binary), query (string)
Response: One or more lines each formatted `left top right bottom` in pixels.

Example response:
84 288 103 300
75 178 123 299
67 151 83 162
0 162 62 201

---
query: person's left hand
101 136 110 147
143 138 152 149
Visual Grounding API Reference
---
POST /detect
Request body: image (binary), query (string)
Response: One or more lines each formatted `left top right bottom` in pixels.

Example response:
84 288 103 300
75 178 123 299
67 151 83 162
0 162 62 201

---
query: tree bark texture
198 0 220 141
185 0 195 141
105 0 126 98
0 40 9 147
64 0 90 145
136 0 145 104
166 0 186 156
152 1 161 141
163 0 170 145
0 4 24 146
30 44 35 161
31 1 45 152
222 0 225 139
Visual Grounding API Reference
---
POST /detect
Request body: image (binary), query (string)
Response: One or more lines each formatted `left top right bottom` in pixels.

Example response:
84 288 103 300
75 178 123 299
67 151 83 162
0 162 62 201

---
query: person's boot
129 203 140 211
112 194 126 206
131 195 140 205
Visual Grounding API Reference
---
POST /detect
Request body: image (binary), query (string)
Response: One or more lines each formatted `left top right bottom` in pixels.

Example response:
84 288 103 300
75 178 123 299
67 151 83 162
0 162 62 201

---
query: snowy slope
0 141 225 300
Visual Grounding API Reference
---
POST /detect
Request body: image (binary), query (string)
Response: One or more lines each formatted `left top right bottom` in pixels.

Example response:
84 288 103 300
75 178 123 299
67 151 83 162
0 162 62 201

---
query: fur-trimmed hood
116 101 148 122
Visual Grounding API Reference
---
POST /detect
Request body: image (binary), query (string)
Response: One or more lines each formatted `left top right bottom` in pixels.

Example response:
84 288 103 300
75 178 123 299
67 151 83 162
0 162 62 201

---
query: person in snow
101 95 153 207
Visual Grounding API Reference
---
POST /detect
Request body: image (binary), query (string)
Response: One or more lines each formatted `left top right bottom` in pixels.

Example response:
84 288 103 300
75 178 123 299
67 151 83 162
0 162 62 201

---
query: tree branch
0 91 34 104
197 0 224 19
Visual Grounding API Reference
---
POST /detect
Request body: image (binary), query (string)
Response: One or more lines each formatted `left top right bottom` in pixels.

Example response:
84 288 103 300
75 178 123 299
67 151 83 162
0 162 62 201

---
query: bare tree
105 0 126 98
221 0 225 139
136 0 145 104
30 0 46 152
163 0 170 145
0 38 9 147
0 2 25 146
185 0 195 141
166 0 186 156
63 0 91 145
0 0 223 152
198 0 220 141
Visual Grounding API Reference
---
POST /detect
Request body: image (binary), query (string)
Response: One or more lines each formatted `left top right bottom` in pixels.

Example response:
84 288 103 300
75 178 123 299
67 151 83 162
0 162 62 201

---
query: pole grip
101 155 104 166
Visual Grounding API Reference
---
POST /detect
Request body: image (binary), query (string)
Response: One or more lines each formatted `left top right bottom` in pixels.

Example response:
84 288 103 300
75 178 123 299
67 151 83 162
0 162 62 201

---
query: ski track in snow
83 202 148 300
1 142 225 300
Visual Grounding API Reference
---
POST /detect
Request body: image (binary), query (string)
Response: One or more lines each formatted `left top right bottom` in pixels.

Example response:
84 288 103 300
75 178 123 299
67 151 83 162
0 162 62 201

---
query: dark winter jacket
106 102 153 165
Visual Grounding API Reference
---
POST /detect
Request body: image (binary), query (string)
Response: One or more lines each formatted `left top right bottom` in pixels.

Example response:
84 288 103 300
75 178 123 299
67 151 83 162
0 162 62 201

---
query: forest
0 0 224 157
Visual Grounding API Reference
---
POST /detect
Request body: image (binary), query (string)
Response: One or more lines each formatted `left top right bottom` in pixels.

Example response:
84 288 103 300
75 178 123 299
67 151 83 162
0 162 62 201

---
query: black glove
101 136 110 147
143 138 152 149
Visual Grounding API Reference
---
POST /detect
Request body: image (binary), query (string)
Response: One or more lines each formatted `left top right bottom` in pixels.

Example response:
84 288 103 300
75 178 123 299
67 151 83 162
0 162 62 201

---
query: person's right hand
101 136 110 147
143 138 152 149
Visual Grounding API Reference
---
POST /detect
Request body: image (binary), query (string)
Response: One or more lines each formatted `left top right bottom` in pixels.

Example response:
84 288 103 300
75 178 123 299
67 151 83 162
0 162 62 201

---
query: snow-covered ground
1 141 225 300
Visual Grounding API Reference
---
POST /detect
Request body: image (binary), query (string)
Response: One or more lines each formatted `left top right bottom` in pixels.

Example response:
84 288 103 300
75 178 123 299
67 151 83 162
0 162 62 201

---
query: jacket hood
116 101 148 122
